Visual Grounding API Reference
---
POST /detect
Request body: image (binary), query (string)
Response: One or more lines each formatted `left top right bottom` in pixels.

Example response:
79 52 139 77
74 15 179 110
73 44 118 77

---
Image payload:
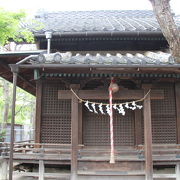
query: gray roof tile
31 51 176 66
29 10 179 35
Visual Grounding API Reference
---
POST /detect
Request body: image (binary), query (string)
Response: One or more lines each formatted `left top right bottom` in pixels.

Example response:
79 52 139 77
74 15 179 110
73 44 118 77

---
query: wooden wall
38 81 71 144
142 83 177 144
36 81 177 145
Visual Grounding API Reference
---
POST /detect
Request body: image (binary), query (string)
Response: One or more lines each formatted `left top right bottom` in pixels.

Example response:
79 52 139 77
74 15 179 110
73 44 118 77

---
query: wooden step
13 171 177 179
13 171 70 179
153 173 176 178
78 170 145 176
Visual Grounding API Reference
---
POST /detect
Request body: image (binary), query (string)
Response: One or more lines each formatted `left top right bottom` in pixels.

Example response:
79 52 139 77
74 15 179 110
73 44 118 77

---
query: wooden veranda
1 142 180 179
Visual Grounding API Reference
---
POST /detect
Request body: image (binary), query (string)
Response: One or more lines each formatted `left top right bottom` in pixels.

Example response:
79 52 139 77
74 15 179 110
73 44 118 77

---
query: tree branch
149 0 180 63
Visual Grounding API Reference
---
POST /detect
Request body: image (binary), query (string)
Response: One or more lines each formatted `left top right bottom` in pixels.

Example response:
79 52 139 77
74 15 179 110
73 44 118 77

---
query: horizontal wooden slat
13 148 71 153
153 174 176 178
13 172 70 179
78 170 145 176
13 153 71 160
58 89 164 100
0 142 71 146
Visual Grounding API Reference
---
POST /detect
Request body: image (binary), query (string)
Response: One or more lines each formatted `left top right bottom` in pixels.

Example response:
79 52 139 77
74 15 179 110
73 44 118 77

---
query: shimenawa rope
70 88 151 105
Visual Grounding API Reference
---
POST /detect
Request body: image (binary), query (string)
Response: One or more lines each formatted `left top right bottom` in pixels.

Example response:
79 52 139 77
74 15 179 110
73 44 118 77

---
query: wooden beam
135 109 143 145
143 84 153 180
175 82 180 144
71 84 80 180
35 80 42 144
58 89 164 100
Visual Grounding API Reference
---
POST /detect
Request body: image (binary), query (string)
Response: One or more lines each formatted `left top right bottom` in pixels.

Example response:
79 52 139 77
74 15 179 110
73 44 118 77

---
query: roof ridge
35 9 154 18
36 9 154 13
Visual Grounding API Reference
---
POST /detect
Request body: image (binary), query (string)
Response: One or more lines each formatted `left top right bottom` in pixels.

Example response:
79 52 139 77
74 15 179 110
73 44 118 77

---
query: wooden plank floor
2 145 180 165
78 170 145 176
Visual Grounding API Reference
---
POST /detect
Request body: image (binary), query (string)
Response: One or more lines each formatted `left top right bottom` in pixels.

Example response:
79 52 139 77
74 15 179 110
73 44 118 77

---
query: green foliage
0 129 6 141
14 87 35 125
0 77 35 125
0 8 34 45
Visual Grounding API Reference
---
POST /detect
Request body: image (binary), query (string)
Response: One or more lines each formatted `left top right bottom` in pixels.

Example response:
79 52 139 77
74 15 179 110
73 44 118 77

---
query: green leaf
0 8 34 45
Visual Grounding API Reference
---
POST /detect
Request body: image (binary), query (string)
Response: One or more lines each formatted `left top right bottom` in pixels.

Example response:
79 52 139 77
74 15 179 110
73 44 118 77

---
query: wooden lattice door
83 106 135 146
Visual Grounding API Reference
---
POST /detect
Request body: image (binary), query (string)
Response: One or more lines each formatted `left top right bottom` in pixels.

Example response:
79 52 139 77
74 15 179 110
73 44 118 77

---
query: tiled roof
32 51 177 66
29 10 180 35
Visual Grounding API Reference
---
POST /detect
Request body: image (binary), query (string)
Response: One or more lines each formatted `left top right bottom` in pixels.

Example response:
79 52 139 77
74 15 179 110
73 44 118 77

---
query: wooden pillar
9 66 18 180
78 103 83 145
35 80 42 144
175 82 180 144
143 85 153 180
70 84 80 180
135 109 143 145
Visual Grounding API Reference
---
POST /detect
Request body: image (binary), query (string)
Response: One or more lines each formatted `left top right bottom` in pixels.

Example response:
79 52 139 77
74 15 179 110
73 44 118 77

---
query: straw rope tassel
109 86 115 164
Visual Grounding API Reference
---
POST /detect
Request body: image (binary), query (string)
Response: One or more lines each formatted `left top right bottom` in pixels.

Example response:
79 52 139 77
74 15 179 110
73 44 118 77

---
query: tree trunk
149 0 180 63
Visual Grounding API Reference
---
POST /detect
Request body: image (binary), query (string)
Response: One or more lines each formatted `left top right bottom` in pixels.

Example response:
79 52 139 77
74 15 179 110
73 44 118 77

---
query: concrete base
0 158 8 180
176 163 180 180
71 172 78 180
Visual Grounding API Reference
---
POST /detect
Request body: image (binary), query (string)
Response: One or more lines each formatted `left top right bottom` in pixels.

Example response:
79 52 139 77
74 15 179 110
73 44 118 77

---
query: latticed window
41 82 71 144
142 83 177 144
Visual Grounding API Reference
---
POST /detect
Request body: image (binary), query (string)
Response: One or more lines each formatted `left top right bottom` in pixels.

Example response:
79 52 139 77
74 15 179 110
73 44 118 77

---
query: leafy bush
0 129 6 142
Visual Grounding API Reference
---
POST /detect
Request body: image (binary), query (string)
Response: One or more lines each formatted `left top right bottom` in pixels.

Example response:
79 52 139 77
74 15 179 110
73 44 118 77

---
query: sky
0 0 179 17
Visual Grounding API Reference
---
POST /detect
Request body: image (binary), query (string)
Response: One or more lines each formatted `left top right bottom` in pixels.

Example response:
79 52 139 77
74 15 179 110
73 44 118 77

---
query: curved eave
18 63 180 69
0 50 47 57
0 50 47 95
34 30 164 38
